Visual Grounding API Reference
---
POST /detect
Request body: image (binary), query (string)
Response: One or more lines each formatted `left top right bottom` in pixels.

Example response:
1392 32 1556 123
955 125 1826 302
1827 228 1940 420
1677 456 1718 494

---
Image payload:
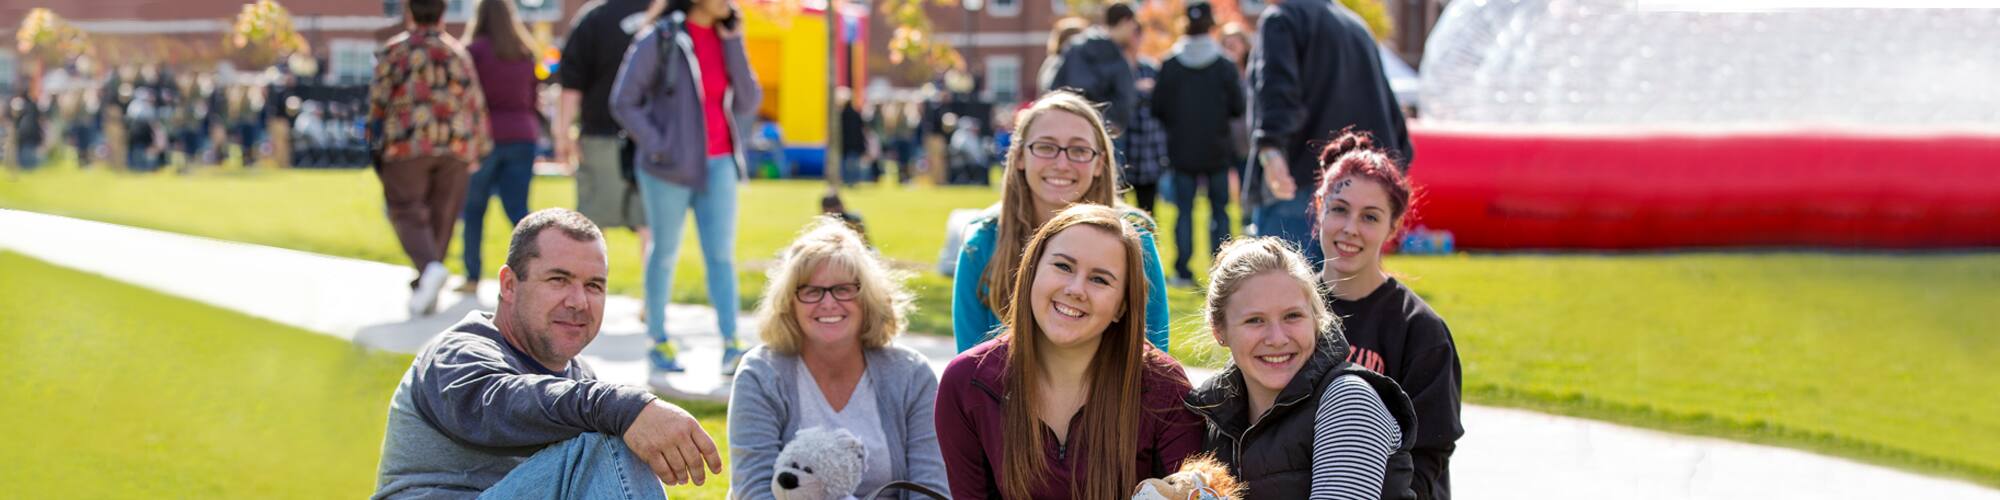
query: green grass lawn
5 164 1999 487
0 251 731 498
0 162 1213 342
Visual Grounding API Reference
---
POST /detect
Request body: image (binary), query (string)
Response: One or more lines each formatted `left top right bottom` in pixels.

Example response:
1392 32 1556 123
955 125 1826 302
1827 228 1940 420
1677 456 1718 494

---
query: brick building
1 0 583 88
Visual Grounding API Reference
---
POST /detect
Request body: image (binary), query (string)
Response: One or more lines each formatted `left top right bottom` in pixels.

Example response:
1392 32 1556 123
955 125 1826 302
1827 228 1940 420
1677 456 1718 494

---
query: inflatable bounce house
1408 3 2000 250
737 0 869 177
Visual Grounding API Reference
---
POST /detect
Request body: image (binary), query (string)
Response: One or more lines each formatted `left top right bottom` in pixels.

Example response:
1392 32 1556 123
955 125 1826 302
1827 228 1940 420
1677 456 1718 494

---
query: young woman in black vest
1185 236 1419 499
1312 131 1463 500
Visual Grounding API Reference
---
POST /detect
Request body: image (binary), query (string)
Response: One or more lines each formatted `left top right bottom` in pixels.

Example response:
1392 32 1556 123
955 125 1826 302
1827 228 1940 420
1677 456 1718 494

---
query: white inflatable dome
1417 0 2000 129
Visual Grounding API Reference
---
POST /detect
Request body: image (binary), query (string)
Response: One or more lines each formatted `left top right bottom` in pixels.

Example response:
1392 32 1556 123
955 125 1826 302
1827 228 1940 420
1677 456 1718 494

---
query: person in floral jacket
367 0 493 318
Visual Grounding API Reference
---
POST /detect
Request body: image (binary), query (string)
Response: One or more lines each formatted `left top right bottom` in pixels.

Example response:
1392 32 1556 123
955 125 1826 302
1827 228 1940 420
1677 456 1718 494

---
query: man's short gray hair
506 208 604 279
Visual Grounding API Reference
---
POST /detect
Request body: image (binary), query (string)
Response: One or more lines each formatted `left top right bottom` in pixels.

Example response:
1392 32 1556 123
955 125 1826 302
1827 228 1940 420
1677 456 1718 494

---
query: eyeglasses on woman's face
1026 141 1101 164
795 282 862 303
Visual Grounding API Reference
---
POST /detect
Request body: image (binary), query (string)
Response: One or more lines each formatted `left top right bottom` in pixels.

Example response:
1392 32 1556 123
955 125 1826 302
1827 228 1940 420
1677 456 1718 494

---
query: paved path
2 208 1992 499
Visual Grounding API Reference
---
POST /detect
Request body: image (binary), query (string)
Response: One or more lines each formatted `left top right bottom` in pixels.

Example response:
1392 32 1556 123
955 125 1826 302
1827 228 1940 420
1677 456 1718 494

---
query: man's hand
553 135 578 175
622 400 723 486
556 90 583 175
1260 147 1296 200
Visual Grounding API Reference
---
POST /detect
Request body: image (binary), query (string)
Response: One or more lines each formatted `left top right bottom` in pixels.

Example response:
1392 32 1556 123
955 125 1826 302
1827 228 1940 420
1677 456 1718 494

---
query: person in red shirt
609 0 762 384
934 204 1203 500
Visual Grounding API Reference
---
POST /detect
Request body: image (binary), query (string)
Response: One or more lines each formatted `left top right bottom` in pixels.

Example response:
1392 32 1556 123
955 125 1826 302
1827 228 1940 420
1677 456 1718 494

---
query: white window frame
991 0 1021 18
330 39 378 86
1237 0 1267 17
0 51 16 94
984 54 1021 104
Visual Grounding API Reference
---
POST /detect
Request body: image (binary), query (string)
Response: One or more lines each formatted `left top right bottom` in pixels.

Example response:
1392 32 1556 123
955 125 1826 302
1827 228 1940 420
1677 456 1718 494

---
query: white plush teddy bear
772 427 868 500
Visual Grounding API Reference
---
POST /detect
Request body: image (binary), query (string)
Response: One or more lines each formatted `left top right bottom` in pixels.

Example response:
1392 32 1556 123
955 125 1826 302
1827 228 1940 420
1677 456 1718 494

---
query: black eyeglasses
795 283 862 303
1026 141 1101 163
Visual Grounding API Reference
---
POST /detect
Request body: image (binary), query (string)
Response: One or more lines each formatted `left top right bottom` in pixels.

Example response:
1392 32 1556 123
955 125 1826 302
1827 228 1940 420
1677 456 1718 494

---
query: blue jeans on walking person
127 148 157 172
841 153 867 185
16 148 40 170
636 155 741 368
1253 195 1323 267
462 141 537 283
476 433 667 500
1167 170 1233 280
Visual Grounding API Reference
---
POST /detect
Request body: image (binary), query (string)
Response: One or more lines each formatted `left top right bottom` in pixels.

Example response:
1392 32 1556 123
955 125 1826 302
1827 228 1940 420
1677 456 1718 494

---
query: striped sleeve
1309 374 1402 500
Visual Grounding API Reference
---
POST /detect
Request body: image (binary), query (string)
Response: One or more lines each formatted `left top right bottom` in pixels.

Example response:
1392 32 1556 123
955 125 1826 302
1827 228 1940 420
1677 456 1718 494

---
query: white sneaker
410 262 449 318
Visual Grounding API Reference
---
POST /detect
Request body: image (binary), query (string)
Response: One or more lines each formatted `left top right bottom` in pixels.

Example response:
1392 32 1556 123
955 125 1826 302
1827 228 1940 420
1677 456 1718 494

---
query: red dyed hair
1312 128 1417 231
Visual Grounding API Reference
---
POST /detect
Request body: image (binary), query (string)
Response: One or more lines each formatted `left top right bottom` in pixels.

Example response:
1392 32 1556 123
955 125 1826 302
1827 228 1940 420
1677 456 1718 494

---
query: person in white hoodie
1150 0 1246 285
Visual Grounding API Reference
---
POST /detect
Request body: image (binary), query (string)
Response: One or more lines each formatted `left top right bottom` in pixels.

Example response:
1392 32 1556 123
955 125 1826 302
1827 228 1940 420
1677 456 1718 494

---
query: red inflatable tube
1403 126 2000 250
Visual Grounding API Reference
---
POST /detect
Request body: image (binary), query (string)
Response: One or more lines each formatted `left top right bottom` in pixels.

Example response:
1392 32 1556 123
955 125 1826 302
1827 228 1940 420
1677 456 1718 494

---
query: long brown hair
999 204 1152 500
462 0 537 61
980 90 1124 319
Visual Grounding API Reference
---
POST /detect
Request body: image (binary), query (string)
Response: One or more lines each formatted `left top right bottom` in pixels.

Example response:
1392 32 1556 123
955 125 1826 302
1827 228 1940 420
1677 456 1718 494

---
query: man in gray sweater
373 208 722 499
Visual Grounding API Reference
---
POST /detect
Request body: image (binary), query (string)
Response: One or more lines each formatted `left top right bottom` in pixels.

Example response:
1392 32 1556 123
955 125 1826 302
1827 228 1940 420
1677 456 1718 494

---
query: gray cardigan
608 14 762 190
726 344 949 500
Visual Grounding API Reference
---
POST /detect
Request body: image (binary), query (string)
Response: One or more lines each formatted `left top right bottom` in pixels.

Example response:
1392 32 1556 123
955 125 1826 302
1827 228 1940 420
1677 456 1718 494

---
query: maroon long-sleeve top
934 337 1204 499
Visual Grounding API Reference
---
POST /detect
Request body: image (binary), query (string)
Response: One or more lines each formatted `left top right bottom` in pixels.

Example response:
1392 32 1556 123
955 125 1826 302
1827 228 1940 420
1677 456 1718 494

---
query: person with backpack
1184 236 1418 499
1048 2 1139 138
609 0 762 383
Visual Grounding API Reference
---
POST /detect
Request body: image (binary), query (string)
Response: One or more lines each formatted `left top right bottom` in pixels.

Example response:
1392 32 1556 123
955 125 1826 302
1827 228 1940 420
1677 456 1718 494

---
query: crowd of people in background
0 62 387 172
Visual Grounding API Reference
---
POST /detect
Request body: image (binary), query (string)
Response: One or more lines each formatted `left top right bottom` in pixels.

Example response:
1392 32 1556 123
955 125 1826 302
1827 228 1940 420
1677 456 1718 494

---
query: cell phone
720 6 740 30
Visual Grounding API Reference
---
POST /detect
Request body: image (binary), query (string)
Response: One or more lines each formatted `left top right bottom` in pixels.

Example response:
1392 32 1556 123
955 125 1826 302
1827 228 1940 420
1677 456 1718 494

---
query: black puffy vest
1185 341 1419 499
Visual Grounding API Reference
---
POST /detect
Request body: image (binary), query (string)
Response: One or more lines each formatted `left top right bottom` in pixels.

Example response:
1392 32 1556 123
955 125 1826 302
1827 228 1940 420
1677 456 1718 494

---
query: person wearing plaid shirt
1126 54 1170 216
368 0 493 318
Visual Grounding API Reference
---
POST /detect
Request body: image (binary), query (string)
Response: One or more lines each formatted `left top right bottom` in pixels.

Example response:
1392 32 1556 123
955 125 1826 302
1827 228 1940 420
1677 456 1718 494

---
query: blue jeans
462 141 536 282
1253 196 1323 267
477 433 666 500
127 148 157 172
16 147 40 170
1167 170 1233 279
841 153 866 185
636 156 741 362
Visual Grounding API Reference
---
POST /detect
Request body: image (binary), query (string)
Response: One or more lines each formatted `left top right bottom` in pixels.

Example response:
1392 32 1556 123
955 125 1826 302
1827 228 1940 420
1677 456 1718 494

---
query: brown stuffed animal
1131 453 1244 500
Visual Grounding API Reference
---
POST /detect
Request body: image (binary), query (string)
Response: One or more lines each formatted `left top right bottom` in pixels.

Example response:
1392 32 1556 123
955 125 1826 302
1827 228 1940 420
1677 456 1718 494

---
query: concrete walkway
2 208 1993 499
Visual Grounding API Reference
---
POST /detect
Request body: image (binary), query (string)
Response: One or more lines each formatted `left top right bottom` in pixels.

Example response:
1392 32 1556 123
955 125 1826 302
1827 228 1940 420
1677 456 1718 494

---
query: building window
1052 0 1069 17
985 55 1021 104
0 51 15 94
330 40 378 86
447 0 563 23
1237 0 1266 17
992 0 1020 18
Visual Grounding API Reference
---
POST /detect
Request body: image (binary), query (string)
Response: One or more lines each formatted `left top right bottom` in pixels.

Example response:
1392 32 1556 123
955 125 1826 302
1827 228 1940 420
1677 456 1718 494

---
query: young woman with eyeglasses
950 90 1173 354
726 216 948 499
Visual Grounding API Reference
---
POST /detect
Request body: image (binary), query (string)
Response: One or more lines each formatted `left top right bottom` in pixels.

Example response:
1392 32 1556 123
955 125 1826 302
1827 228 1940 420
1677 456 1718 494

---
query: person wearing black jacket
1245 0 1412 267
1312 132 1459 500
1049 2 1139 137
10 90 45 169
1152 2 1244 284
556 0 652 236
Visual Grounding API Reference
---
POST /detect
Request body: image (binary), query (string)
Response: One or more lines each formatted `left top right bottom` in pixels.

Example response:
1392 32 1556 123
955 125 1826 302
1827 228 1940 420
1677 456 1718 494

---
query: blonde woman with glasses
727 217 948 499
